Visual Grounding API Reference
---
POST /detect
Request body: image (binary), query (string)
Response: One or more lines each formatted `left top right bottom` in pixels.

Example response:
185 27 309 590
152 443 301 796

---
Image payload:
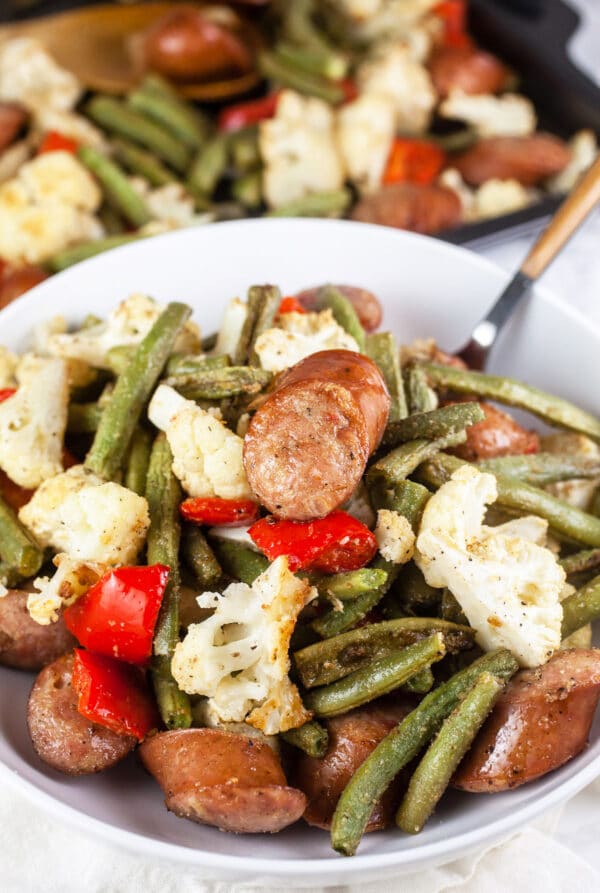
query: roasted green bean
166 366 272 400
112 138 177 187
230 127 261 173
406 364 438 414
234 284 282 367
402 666 435 694
182 525 222 590
282 720 329 758
316 568 388 601
210 539 269 584
382 402 484 448
267 189 352 218
77 146 152 228
560 548 600 577
367 431 466 492
258 50 345 103
369 478 431 531
561 574 600 638
477 452 600 486
275 41 348 81
124 427 153 496
47 233 143 272
311 556 398 638
129 77 210 149
187 134 229 197
67 401 103 434
317 284 366 352
366 332 407 422
0 494 43 579
231 170 263 209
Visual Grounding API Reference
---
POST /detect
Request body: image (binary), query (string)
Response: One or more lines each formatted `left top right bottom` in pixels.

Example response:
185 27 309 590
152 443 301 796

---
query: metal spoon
458 153 600 370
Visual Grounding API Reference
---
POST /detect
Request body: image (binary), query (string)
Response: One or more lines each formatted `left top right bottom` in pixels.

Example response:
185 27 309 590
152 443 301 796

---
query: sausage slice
243 349 390 520
351 183 462 234
454 649 600 792
27 653 136 775
0 589 76 671
453 134 571 186
429 46 510 98
452 402 540 461
294 285 383 332
140 728 307 833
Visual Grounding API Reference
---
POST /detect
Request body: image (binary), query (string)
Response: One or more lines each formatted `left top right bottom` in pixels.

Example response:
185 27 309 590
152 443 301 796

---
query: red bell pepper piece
434 1 472 49
382 138 446 186
0 388 16 403
248 510 377 573
218 92 281 132
278 296 307 315
72 649 159 740
180 496 259 526
37 130 79 155
64 565 169 665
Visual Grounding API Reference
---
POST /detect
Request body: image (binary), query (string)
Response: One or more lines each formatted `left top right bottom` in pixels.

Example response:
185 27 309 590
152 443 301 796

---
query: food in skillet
2 282 600 855
0 0 598 300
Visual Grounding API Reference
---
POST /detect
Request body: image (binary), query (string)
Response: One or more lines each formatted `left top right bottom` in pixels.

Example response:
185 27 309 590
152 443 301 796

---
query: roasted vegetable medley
2 282 600 855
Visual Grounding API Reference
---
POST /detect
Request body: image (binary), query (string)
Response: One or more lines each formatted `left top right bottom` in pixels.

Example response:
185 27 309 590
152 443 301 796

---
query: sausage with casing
452 402 540 461
0 589 76 671
428 46 510 98
351 183 462 235
294 285 383 332
139 728 307 833
453 135 571 186
27 652 136 774
243 349 390 520
454 649 600 792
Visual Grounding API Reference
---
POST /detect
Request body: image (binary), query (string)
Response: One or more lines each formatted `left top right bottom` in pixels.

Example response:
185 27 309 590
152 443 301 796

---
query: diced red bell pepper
0 388 16 403
434 1 472 49
72 649 159 740
64 565 169 665
37 130 79 155
339 78 359 102
248 510 377 573
218 91 281 132
278 296 307 315
382 138 446 186
180 496 259 527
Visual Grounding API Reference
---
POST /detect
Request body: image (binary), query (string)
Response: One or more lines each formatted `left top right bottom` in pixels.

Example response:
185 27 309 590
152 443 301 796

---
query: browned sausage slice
140 728 307 833
429 46 509 98
454 649 600 792
243 350 390 520
27 653 136 775
453 135 571 187
452 402 540 461
0 590 76 671
294 285 383 332
293 699 413 831
351 183 462 234
0 102 27 152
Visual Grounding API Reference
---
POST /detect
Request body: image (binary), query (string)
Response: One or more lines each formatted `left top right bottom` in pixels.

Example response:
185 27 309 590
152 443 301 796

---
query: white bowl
1 219 599 886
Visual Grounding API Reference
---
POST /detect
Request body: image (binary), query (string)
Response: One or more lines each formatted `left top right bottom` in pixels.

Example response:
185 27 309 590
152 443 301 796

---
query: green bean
590 485 600 519
267 188 352 218
305 633 446 719
67 401 103 434
210 539 269 585
166 354 230 376
421 362 600 442
316 568 388 601
419 452 600 547
77 145 152 228
84 96 190 172
312 556 399 638
0 494 43 579
396 672 504 834
258 50 345 104
146 433 191 729
560 548 600 577
166 366 272 400
395 563 441 616
85 302 191 480
231 170 263 209
369 479 431 532
97 202 124 235
80 314 103 331
231 284 281 367
382 402 484 448
561 574 600 638
124 427 153 496
186 134 229 197
316 284 366 352
330 648 518 856
230 127 261 173
202 332 218 352
477 453 600 486
428 127 477 153
112 138 177 187
129 80 210 150
275 42 348 80
366 332 407 422
406 364 438 414
47 233 144 272
367 431 466 493
182 525 222 590
0 562 21 588
283 0 341 57
282 720 329 758
294 617 475 689
403 666 435 694
441 589 469 626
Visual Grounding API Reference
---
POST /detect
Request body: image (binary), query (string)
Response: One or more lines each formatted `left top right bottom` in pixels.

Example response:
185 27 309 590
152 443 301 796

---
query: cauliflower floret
337 93 396 192
19 465 150 565
255 309 359 373
129 179 197 227
0 354 68 489
172 556 316 734
41 293 201 369
0 38 81 112
0 347 18 389
18 150 101 210
473 179 534 220
542 432 600 510
148 385 252 500
357 45 436 134
213 297 248 360
439 92 536 138
415 466 565 667
375 509 416 564
331 0 440 47
260 90 345 208
438 167 475 218
27 553 106 626
547 129 598 194
31 107 106 149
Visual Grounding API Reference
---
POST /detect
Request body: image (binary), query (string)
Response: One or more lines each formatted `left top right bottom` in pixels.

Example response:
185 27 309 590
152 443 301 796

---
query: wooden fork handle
521 154 600 280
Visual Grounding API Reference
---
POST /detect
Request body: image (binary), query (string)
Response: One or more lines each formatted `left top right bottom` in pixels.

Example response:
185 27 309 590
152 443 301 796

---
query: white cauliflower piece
19 465 150 565
357 45 436 134
0 354 68 489
415 465 565 668
213 297 248 360
130 178 197 227
547 129 598 194
439 92 536 138
18 150 101 210
31 107 107 149
148 385 252 500
171 556 316 734
27 553 106 626
542 432 600 510
0 38 81 112
438 167 476 218
255 309 359 373
0 347 18 389
473 179 534 220
337 93 396 192
375 509 416 564
332 0 440 46
260 90 345 208
489 515 549 547
41 293 201 369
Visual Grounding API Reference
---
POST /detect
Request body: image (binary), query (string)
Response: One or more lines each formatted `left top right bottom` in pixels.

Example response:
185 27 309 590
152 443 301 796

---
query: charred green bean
182 525 222 590
0 494 43 579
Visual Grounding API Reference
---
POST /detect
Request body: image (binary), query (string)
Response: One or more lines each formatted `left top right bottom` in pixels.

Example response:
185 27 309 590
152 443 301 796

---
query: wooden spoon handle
521 154 600 280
